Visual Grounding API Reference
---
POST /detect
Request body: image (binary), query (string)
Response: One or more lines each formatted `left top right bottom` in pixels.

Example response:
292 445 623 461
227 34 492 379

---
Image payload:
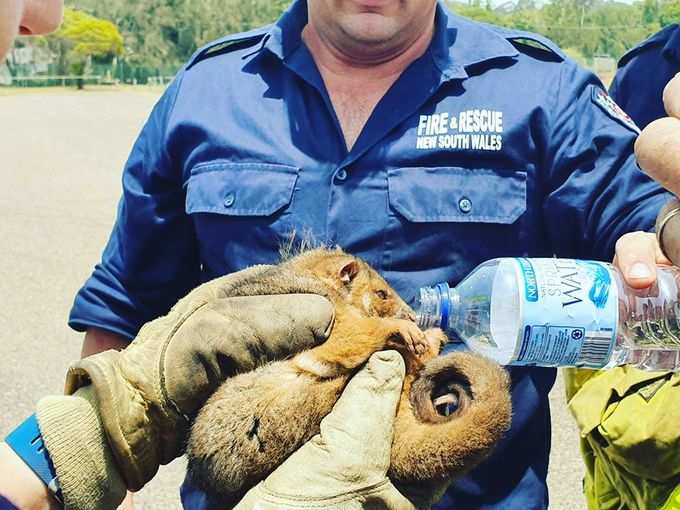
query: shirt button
336 169 348 182
224 192 235 208
458 197 472 214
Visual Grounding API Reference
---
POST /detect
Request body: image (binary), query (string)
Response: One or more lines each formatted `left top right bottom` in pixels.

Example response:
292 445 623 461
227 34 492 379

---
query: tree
50 7 124 88
67 0 290 73
455 4 504 24
660 0 680 26
59 0 671 79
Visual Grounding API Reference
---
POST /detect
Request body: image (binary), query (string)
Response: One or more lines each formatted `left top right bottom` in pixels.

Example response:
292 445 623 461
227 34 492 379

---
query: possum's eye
375 289 388 300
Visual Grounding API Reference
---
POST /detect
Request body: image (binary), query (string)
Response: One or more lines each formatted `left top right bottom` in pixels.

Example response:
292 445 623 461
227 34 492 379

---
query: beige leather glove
52 266 335 492
235 351 444 510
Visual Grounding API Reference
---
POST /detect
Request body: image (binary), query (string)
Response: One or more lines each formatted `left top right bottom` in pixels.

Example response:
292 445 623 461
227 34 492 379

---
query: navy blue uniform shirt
69 1 670 508
610 24 680 129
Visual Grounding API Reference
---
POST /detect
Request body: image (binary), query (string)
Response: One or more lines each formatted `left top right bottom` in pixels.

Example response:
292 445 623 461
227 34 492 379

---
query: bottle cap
435 282 451 331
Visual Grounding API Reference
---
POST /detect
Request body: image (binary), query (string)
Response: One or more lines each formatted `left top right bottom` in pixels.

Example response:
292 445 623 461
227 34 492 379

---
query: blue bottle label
512 258 618 368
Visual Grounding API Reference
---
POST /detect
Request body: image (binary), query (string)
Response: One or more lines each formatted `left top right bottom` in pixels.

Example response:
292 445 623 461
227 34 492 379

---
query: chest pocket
387 167 526 223
385 167 528 275
185 162 299 272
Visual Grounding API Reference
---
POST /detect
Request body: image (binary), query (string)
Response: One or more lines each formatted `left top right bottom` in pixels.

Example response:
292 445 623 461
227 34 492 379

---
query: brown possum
186 248 512 504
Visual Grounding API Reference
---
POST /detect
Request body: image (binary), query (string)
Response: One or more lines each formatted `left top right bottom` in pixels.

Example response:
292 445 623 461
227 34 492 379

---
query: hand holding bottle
635 72 680 195
416 257 680 371
634 72 680 267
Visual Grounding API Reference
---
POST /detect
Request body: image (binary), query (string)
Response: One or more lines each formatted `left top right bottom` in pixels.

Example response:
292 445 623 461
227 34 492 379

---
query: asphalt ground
0 88 586 509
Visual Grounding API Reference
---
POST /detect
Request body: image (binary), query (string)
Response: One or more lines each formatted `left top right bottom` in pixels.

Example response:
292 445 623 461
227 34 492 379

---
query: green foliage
43 7 124 87
65 0 289 70
660 0 680 26
56 0 678 75
58 8 124 59
449 0 670 63
562 46 589 67
456 5 504 24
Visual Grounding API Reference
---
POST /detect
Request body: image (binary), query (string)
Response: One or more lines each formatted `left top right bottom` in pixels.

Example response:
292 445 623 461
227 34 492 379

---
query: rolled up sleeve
69 73 201 339
542 62 673 261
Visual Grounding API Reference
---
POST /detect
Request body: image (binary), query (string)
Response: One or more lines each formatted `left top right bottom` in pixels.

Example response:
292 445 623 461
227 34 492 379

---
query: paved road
0 89 586 509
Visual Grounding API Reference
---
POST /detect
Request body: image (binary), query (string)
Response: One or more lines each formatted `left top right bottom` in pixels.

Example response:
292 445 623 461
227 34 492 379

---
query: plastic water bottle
415 258 680 371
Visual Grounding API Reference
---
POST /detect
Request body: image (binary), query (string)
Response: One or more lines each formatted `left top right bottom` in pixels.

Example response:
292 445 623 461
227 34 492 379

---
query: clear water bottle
415 258 680 371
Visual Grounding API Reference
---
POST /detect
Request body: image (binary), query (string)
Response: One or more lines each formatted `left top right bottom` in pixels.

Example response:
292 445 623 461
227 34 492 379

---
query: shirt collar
430 2 519 80
261 0 518 79
261 0 307 61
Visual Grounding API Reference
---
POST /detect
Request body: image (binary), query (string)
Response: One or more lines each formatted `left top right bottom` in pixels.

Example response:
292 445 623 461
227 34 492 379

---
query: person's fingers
164 294 334 413
209 293 335 348
663 72 680 118
258 351 406 498
319 350 405 463
302 350 405 470
653 230 674 267
613 232 660 289
656 198 680 267
634 117 680 196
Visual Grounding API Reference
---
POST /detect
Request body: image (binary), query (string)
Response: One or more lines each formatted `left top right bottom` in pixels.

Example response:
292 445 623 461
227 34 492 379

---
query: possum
186 248 512 504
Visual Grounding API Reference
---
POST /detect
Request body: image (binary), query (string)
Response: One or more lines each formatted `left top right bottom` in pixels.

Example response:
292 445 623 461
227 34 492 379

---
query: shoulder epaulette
485 25 566 62
186 25 271 70
506 33 566 61
618 24 679 68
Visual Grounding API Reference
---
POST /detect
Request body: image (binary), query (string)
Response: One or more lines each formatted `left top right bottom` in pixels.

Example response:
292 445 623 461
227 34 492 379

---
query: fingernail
628 262 653 280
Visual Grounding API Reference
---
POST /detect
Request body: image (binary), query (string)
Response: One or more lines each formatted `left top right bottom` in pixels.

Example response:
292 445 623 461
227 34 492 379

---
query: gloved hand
234 350 445 510
38 266 335 496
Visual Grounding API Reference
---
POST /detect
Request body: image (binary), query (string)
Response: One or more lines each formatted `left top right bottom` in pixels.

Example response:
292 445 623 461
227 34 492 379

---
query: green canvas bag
565 367 680 509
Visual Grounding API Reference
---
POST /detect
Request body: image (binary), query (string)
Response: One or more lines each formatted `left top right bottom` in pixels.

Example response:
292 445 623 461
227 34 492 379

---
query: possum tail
389 352 512 483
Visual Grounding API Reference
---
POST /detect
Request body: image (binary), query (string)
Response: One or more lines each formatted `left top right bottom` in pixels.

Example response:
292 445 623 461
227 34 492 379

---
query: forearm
81 328 130 357
0 330 131 510
1 390 128 510
0 443 58 510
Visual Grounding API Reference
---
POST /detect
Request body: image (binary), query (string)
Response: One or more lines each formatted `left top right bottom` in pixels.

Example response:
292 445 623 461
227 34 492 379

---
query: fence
3 61 178 88
92 62 177 86
8 75 104 87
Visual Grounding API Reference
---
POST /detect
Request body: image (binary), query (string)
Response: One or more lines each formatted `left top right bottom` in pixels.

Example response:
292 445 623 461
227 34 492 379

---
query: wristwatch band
5 414 63 505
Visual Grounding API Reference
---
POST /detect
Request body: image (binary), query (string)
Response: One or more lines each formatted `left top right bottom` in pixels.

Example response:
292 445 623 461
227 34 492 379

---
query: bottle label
512 258 617 368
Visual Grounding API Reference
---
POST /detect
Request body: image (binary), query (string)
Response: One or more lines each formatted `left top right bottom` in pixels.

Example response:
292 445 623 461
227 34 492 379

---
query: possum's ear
339 259 360 284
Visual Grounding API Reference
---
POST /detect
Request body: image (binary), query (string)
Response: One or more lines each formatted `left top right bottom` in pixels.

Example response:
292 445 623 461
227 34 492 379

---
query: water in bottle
415 258 680 371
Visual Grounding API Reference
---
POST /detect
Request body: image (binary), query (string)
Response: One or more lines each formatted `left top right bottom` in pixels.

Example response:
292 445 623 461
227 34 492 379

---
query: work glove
235 351 446 510
38 266 335 497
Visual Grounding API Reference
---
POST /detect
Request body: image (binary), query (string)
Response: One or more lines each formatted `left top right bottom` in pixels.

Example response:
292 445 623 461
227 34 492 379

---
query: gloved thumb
321 349 405 465
259 350 406 498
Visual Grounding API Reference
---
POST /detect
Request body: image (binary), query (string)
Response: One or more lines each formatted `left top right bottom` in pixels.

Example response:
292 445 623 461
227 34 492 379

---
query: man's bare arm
81 328 130 358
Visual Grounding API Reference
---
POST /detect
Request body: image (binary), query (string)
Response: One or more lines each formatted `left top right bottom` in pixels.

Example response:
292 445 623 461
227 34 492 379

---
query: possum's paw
388 319 428 355
419 328 447 361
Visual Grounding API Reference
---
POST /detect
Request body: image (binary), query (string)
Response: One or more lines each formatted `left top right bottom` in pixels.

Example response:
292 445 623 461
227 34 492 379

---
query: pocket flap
186 162 299 216
387 167 526 223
